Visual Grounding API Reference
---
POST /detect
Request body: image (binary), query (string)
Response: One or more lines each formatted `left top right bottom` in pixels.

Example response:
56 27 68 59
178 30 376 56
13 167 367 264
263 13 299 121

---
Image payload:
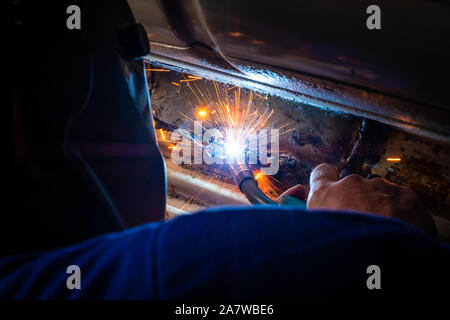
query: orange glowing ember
386 157 401 162
254 172 262 180
197 108 209 119
188 75 202 80
159 129 166 141
230 32 243 38
145 68 170 72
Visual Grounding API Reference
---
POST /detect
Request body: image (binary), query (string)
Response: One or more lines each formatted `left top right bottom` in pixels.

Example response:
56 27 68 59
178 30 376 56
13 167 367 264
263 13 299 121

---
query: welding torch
231 160 306 208
231 161 277 205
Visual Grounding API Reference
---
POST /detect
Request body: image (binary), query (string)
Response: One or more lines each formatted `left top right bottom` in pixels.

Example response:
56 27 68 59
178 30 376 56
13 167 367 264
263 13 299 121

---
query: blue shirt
0 206 449 299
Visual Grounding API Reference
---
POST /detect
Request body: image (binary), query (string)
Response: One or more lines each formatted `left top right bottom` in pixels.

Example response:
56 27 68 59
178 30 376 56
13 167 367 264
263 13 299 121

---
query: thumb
277 184 308 208
278 184 308 202
309 163 339 190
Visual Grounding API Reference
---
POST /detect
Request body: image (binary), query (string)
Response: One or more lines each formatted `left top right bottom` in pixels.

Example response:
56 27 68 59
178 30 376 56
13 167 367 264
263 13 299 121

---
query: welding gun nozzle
230 162 277 205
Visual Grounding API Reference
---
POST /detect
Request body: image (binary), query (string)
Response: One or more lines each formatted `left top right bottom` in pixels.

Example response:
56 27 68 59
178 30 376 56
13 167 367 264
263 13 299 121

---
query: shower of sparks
187 80 276 164
152 72 293 209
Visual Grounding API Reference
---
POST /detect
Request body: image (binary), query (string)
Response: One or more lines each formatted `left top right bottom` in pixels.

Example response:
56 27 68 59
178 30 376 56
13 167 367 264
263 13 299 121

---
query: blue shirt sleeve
1 206 449 299
0 222 161 299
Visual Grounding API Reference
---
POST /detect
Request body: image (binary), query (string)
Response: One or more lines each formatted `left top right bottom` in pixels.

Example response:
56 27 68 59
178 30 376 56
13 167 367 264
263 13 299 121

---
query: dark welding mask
6 0 166 254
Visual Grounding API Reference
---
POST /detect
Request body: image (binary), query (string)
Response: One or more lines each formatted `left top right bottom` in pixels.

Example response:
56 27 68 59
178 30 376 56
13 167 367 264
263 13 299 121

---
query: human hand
306 163 437 237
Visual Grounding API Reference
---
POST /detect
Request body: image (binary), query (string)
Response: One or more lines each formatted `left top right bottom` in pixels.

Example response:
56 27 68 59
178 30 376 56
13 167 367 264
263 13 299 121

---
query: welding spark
159 76 291 209
174 81 282 165
230 32 243 38
146 68 170 72
159 129 166 141
386 157 401 162
224 139 243 158
197 107 209 119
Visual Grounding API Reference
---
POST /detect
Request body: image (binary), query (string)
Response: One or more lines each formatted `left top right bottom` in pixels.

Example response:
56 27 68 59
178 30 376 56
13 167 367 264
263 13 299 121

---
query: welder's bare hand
307 163 437 237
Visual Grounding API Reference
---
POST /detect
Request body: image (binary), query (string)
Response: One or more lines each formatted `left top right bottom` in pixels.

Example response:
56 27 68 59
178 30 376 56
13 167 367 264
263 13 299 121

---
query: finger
310 163 339 189
278 184 308 202
367 177 399 195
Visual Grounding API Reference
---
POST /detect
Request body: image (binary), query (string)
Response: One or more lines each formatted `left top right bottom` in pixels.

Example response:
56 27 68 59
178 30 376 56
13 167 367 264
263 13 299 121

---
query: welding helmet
6 0 166 254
